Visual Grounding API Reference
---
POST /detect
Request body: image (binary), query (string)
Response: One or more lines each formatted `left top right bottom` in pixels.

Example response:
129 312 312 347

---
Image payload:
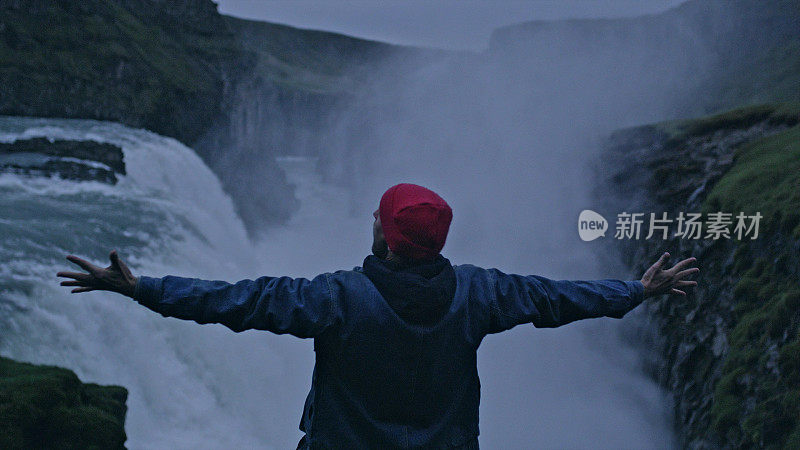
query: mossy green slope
0 1 439 144
223 16 440 94
700 108 800 447
0 356 128 449
598 102 800 448
0 0 244 145
657 103 800 144
655 103 800 447
702 111 800 239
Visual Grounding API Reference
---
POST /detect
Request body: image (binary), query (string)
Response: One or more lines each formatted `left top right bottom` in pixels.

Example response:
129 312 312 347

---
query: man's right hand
57 250 138 298
640 252 699 298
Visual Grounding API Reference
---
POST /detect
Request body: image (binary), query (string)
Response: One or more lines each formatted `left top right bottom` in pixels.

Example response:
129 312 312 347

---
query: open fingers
675 267 700 279
671 288 686 296
60 280 89 287
675 280 698 288
645 252 670 278
66 255 98 273
110 250 120 265
653 252 670 270
109 250 130 275
56 271 91 281
669 257 697 273
71 286 96 293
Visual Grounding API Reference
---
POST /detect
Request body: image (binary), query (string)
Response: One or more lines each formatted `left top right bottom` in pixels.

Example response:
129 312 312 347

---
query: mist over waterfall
303 19 713 447
0 6 727 450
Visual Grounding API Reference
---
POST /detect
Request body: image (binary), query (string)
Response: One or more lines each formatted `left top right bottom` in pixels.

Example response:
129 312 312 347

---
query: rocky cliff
595 103 800 448
192 15 449 236
0 0 241 145
0 138 126 184
0 356 128 449
0 0 447 236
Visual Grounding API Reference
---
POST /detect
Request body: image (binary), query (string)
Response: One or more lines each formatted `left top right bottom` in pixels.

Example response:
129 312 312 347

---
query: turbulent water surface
0 116 675 449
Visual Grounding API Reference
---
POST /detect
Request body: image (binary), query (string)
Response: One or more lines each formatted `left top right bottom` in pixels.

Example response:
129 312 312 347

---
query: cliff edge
596 103 800 448
0 356 128 449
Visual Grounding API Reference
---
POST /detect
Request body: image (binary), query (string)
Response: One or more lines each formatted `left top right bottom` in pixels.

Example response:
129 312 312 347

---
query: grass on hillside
701 107 800 238
0 356 128 449
0 1 242 142
691 104 800 447
658 103 800 148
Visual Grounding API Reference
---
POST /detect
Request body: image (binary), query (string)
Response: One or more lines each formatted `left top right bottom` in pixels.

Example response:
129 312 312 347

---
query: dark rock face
0 0 243 145
192 16 446 237
0 0 299 235
0 138 126 184
595 105 800 448
0 356 128 449
192 76 339 234
117 0 225 34
0 0 443 236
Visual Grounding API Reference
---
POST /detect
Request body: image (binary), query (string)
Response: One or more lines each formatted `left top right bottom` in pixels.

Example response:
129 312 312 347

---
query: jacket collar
362 254 456 325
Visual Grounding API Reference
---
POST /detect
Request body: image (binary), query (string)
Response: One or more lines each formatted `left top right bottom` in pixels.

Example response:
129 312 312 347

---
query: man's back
299 256 644 449
304 255 478 448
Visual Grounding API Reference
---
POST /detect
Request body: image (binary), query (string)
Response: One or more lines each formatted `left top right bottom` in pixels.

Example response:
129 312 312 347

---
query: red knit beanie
379 183 453 260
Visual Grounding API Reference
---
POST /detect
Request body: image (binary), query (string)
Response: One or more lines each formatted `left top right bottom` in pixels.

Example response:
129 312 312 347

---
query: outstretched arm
480 253 699 332
57 251 340 337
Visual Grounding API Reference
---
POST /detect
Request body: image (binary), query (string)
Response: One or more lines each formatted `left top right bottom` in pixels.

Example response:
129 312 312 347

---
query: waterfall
0 117 334 449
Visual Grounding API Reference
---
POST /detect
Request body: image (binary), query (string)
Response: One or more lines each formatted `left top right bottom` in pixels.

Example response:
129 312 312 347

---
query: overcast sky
216 0 688 51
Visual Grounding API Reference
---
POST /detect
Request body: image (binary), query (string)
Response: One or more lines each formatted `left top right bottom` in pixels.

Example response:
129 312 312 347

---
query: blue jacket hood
362 254 456 326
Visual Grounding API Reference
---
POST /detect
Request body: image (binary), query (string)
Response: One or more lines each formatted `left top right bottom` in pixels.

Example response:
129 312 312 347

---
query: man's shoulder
452 263 490 278
324 266 370 285
329 266 366 276
452 263 481 271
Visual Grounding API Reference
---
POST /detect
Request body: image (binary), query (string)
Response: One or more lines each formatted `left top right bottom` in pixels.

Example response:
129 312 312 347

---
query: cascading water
0 116 361 449
0 114 676 449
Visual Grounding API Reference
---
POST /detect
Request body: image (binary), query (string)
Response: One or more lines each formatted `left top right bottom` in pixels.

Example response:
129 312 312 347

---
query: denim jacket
134 256 644 449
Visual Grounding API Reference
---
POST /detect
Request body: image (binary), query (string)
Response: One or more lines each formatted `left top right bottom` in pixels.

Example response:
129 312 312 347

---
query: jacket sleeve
478 267 645 334
132 273 341 337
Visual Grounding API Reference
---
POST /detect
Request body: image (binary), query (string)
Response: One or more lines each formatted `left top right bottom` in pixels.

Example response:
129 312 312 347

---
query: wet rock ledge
0 137 126 184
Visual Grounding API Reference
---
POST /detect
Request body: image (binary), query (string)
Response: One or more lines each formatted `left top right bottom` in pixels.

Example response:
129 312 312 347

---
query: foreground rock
0 356 128 449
